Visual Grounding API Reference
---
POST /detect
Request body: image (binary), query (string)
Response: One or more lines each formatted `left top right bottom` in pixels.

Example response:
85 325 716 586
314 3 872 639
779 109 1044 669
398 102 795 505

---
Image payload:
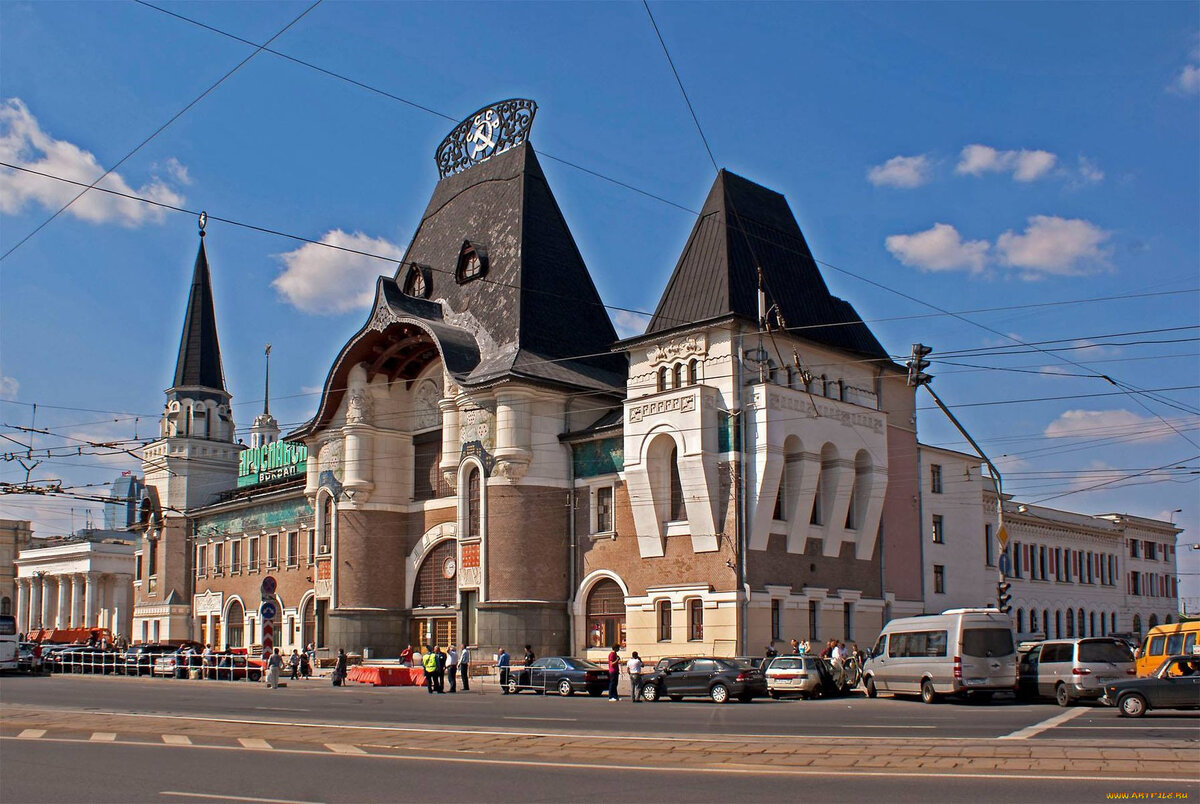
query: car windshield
562 658 601 670
1078 641 1133 664
961 628 1015 658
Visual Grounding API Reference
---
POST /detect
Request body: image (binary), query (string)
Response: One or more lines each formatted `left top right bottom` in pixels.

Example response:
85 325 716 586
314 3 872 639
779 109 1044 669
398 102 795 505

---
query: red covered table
346 665 425 686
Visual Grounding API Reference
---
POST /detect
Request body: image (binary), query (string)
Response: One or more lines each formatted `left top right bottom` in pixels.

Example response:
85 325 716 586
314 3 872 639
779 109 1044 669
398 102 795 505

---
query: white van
861 608 1017 703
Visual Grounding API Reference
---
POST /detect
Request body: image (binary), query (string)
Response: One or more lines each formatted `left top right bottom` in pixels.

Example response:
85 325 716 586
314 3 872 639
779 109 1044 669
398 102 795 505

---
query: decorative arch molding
572 570 631 652
222 594 247 622
405 521 458 609
623 424 719 557
457 455 488 599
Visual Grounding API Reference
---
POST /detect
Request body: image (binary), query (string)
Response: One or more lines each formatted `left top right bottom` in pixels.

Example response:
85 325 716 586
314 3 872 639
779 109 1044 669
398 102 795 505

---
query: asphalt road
4 673 1197 743
2 738 1187 804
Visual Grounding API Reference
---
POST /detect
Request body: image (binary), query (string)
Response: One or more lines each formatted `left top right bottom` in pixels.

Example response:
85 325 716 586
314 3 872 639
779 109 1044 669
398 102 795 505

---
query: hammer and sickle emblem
467 109 501 159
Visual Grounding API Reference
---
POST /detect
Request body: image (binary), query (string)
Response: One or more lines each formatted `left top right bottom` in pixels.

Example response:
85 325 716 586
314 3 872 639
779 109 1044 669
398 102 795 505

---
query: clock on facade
442 555 457 580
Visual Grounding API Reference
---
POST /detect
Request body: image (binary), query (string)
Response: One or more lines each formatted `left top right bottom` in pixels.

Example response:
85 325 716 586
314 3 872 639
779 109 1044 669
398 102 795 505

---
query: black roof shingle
170 239 228 401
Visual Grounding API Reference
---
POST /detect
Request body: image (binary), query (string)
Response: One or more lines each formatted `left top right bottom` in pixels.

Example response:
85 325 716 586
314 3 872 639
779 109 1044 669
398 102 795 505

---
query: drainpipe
565 398 577 653
735 332 749 656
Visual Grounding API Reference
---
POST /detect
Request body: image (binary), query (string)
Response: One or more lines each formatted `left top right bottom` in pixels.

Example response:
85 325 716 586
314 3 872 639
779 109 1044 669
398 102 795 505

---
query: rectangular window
595 486 614 534
1130 540 1139 558
771 599 781 642
248 537 260 571
931 515 944 544
197 545 207 577
930 464 943 494
135 552 143 580
843 601 854 641
1087 552 1094 584
1039 546 1047 580
984 524 995 567
688 599 703 642
1012 542 1021 578
1054 548 1062 581
933 564 945 594
306 529 316 566
230 540 241 573
267 533 279 568
808 601 819 641
152 620 160 641
287 531 299 567
413 431 450 500
214 542 224 575
657 601 672 642
148 541 158 576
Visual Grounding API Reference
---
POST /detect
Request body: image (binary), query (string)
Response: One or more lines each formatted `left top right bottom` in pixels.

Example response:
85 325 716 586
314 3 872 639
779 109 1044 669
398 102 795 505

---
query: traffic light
996 581 1012 613
907 343 933 387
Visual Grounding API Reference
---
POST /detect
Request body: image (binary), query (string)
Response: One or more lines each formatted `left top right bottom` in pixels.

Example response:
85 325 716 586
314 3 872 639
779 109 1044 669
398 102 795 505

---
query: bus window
1147 635 1165 656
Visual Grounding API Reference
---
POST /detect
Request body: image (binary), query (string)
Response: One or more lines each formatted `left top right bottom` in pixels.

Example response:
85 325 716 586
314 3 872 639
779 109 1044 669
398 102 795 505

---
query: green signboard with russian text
237 441 308 487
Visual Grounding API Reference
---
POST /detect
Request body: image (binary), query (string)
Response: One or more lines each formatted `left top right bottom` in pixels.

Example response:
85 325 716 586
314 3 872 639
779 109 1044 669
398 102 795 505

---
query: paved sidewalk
2 705 1194 778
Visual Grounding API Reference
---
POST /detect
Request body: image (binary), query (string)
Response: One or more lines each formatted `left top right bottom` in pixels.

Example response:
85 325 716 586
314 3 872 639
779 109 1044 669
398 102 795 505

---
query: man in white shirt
458 644 471 692
446 646 459 693
627 651 645 702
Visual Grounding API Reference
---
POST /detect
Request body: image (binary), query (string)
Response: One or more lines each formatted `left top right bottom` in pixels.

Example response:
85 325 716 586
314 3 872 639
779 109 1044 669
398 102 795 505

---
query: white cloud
884 223 989 273
272 229 404 314
995 215 1111 277
162 157 192 186
867 154 932 188
0 372 17 401
612 309 650 339
0 97 186 226
955 144 1057 182
1174 64 1200 94
1044 409 1175 443
1066 460 1128 493
1077 156 1104 184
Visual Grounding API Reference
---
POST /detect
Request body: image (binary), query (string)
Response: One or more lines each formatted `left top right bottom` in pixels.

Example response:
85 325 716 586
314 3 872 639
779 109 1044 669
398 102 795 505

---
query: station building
131 99 954 661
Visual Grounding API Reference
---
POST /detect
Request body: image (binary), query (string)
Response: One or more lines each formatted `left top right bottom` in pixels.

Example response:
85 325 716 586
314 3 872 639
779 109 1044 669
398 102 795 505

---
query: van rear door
959 624 1016 690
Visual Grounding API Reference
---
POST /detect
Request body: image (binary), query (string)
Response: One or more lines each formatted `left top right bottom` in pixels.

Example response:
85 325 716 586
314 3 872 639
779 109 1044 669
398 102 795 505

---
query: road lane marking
163 735 193 746
2 736 1189 785
90 732 117 742
999 708 1086 740
238 738 272 750
162 792 324 804
325 743 366 754
16 729 46 739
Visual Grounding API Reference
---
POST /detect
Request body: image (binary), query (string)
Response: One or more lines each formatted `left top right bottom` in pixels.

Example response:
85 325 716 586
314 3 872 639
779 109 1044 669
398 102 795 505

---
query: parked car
505 657 609 696
210 652 264 682
1101 655 1200 717
1018 638 1135 706
124 642 202 676
764 654 822 699
1134 621 1200 677
861 608 1017 703
18 642 34 672
640 657 768 703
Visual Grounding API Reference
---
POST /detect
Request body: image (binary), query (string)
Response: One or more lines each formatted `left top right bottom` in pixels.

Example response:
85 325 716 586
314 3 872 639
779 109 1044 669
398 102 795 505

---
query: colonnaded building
129 99 1171 663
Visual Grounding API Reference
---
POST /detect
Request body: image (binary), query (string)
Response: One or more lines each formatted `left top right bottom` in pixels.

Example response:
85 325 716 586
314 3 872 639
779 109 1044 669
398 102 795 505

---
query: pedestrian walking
289 649 301 680
300 651 312 679
267 648 283 689
399 644 414 667
333 648 348 687
458 644 471 691
606 644 620 701
306 642 317 669
627 651 644 702
434 646 447 693
523 644 536 666
497 647 510 693
201 644 214 679
423 647 438 693
446 645 458 693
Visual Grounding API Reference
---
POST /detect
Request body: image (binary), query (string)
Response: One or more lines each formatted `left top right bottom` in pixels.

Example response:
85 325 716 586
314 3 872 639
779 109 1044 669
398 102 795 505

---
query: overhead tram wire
0 0 324 263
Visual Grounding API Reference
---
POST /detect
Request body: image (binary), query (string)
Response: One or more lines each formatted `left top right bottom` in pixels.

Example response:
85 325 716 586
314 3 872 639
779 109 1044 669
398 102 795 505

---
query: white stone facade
14 539 136 638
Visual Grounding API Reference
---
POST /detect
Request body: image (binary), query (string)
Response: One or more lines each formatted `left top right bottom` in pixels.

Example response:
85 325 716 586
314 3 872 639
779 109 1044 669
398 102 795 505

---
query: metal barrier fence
35 649 266 682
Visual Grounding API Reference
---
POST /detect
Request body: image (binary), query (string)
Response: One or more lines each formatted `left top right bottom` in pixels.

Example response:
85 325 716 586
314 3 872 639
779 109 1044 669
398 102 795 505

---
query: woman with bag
333 648 347 686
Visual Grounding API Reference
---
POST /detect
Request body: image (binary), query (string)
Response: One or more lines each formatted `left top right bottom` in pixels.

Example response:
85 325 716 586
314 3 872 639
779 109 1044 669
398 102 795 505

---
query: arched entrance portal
411 540 458 649
301 596 316 649
226 600 245 648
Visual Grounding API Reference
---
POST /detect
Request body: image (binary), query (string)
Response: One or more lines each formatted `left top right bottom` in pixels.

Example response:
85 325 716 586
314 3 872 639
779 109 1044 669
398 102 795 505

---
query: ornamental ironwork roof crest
435 98 537 178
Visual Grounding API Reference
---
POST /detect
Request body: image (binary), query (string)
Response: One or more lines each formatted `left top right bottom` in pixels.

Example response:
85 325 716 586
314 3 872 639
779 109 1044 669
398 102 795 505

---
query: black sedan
505 657 610 696
641 657 768 703
1101 655 1200 717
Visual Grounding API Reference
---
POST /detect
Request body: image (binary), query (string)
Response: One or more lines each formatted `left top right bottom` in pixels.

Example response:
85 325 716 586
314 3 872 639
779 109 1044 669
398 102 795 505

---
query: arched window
657 600 672 641
1089 611 1096 636
1029 609 1038 633
321 495 334 555
466 468 481 538
1055 610 1062 639
1078 609 1086 636
413 541 457 608
811 444 837 526
1066 609 1075 637
672 363 683 389
657 366 668 393
1165 614 1173 625
845 451 872 530
668 444 685 522
687 598 703 642
301 596 316 649
687 359 699 385
1110 612 1117 633
1043 610 1050 637
586 579 626 649
225 600 245 649
1016 608 1024 633
1148 613 1159 629
1132 614 1141 635
0 596 10 616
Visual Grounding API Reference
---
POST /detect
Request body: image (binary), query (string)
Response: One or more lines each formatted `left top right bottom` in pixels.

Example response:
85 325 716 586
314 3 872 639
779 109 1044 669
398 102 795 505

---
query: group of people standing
414 644 471 693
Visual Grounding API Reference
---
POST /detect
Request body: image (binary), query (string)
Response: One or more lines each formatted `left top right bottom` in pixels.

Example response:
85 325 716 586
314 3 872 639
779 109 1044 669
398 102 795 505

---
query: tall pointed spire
250 342 280 449
263 343 271 416
169 231 228 402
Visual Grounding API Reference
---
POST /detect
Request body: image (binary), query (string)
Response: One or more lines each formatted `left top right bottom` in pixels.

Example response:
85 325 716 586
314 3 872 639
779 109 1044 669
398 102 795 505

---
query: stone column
40 577 54 630
16 579 30 634
110 575 130 639
56 575 71 629
29 578 42 630
71 574 85 627
84 572 99 629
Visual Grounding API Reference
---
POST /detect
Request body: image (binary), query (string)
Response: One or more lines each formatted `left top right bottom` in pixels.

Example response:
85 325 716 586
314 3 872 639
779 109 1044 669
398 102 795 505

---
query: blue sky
1 2 1197 602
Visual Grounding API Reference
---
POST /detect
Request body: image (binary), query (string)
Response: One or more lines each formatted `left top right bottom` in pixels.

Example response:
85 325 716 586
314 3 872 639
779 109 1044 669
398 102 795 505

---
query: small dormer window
403 264 432 298
456 240 488 284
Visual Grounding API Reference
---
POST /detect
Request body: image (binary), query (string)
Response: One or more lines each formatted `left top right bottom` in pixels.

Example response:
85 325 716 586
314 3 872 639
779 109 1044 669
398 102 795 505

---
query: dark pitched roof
397 141 627 392
645 170 889 360
169 240 228 400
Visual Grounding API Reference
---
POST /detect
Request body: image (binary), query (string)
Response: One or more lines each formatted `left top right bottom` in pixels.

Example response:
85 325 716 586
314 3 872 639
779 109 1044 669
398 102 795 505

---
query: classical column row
13 573 134 635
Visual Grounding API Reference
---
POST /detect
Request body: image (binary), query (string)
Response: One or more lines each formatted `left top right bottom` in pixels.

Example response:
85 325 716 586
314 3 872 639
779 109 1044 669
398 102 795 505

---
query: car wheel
507 679 520 695
1118 693 1148 718
920 679 939 704
865 676 877 699
558 679 574 697
641 684 659 702
248 671 261 682
710 683 730 704
1055 684 1072 708
768 691 780 700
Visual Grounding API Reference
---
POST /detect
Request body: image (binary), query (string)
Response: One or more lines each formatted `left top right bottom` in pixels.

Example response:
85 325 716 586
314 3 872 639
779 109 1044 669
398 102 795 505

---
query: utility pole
906 344 1011 613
